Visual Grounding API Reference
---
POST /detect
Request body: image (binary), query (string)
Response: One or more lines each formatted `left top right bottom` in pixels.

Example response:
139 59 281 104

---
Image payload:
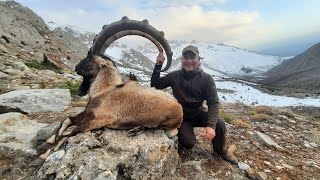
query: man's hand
156 53 165 65
203 127 215 141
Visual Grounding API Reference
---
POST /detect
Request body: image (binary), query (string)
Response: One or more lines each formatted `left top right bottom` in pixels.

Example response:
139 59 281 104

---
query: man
151 45 238 165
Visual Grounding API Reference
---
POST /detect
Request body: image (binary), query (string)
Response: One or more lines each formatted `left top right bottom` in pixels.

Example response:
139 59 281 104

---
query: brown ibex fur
36 55 183 162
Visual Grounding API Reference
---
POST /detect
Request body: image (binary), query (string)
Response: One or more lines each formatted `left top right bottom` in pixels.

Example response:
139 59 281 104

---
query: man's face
181 51 200 72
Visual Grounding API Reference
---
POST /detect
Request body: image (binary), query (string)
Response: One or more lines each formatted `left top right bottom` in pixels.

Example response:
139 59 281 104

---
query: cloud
15 0 283 49
109 5 266 47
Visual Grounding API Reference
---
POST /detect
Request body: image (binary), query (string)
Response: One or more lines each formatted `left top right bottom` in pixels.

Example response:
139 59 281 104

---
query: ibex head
75 16 173 95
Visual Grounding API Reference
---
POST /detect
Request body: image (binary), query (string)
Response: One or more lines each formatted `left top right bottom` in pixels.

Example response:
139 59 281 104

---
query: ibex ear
100 63 107 68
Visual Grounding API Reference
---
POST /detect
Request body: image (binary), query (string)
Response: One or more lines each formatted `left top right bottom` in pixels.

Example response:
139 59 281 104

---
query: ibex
34 17 183 164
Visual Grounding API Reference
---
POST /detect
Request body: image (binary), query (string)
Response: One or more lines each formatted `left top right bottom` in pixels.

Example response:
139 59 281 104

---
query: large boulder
0 112 48 162
0 89 71 113
37 129 180 180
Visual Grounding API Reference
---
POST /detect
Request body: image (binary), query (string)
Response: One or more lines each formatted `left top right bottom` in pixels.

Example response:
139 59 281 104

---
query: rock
238 162 250 170
178 160 208 179
0 71 9 78
0 104 27 114
281 163 294 170
0 112 47 163
309 142 318 148
252 131 282 149
12 61 30 71
37 129 180 179
46 150 65 163
0 89 71 113
228 144 237 153
304 141 312 148
2 68 25 76
11 85 31 90
245 168 258 179
63 73 82 81
257 171 268 180
33 122 61 146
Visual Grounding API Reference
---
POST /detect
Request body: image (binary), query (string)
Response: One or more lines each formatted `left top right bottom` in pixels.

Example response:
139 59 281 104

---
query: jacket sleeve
205 75 220 129
151 64 172 89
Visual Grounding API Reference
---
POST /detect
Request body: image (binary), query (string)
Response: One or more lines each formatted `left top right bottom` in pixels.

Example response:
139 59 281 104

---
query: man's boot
217 150 238 165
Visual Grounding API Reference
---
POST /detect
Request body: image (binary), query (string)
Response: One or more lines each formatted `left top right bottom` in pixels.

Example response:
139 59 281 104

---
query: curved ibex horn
90 16 173 72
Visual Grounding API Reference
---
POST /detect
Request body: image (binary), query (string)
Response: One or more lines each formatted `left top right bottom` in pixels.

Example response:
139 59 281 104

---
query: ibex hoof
165 128 178 138
46 134 56 144
127 126 144 137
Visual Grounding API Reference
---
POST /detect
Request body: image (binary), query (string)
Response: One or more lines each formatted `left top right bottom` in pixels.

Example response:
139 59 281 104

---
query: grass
219 111 235 123
57 80 82 96
252 105 274 116
229 119 251 128
250 113 273 121
311 116 320 125
25 55 63 73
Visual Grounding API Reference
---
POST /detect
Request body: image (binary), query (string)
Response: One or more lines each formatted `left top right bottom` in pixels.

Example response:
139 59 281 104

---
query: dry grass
252 105 274 115
230 119 252 128
250 113 273 121
277 109 295 118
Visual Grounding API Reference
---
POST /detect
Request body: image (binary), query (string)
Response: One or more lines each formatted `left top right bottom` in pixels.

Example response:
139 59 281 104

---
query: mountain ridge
261 42 320 94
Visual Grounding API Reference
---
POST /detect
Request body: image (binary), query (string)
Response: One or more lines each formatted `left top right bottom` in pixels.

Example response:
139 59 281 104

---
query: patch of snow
216 80 320 107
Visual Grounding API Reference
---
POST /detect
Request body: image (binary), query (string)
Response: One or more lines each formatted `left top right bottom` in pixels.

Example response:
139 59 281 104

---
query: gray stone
34 122 61 143
63 73 82 81
238 162 250 170
11 85 31 90
0 89 71 113
0 112 47 162
2 68 25 76
12 61 30 71
253 131 282 149
46 150 65 163
309 142 318 148
0 71 9 78
0 104 27 114
37 129 180 180
257 171 268 180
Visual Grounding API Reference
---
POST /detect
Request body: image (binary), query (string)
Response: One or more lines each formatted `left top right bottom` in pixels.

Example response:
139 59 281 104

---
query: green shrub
58 80 82 96
249 111 257 116
220 111 235 123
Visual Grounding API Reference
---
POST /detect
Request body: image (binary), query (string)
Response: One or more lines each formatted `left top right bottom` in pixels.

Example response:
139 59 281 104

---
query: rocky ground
1 93 319 179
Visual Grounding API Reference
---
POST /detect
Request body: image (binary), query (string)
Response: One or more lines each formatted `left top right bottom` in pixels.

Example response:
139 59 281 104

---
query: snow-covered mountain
105 40 289 78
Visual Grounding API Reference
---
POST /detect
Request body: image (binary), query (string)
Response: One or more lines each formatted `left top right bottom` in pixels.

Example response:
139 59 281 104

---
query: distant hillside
0 1 93 69
262 42 320 93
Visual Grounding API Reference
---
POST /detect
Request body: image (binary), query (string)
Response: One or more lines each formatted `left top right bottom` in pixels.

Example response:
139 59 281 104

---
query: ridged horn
90 16 173 72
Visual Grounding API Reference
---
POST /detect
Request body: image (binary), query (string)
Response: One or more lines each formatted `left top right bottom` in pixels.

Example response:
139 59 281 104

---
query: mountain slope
106 40 287 77
0 1 93 69
262 42 320 92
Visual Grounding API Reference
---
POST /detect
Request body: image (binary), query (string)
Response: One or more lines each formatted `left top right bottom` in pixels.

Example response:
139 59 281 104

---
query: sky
14 0 320 56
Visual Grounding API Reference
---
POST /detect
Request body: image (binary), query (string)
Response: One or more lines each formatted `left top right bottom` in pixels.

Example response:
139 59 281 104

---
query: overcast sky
14 0 320 56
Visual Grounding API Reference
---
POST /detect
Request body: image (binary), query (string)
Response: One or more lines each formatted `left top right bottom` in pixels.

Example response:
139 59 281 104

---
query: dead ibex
33 17 182 164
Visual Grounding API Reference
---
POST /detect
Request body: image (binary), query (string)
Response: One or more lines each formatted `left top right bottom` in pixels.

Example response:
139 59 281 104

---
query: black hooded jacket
151 65 220 129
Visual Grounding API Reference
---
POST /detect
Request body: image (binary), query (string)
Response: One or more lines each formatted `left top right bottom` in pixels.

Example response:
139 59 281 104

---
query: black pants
178 110 227 154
